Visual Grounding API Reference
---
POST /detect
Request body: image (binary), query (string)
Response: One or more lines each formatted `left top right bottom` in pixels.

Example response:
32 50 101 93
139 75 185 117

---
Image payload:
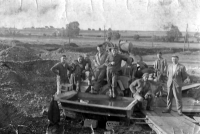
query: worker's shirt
105 53 131 72
154 58 167 74
94 51 108 69
129 79 151 96
172 64 177 75
51 62 71 84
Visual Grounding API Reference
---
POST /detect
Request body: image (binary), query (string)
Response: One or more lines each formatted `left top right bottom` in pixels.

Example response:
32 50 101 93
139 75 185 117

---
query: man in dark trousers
93 44 108 93
105 46 131 98
154 52 168 96
51 55 72 95
162 55 190 116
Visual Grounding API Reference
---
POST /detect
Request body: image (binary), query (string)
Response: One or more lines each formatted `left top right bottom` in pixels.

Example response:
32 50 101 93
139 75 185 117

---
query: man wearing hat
154 52 168 96
162 55 190 116
129 73 154 111
105 46 131 98
93 44 108 93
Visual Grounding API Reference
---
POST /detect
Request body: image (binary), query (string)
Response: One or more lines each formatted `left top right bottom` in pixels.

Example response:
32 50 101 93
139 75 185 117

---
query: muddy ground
0 39 199 134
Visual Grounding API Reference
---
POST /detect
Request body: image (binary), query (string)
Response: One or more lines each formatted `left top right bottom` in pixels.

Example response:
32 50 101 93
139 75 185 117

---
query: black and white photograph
0 0 200 134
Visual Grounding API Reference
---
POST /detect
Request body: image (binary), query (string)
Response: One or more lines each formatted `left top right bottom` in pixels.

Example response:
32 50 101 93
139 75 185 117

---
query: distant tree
112 31 121 39
31 26 35 29
133 34 140 40
99 28 101 31
194 32 200 43
45 26 49 29
107 28 112 40
50 26 54 29
66 21 80 43
92 29 95 31
166 25 182 42
52 32 57 37
88 28 91 31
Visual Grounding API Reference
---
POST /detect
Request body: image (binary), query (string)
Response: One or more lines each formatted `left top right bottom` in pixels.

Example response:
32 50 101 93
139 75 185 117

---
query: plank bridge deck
142 97 200 134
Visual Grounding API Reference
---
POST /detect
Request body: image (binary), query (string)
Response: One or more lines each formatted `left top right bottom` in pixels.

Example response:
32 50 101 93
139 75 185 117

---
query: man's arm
98 53 108 68
129 80 138 94
50 63 59 75
164 59 168 74
167 65 169 78
154 60 157 70
105 55 111 66
120 54 132 65
181 65 189 82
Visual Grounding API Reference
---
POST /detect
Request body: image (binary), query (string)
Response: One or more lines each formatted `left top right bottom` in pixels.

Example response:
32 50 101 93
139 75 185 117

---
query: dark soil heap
0 60 58 133
0 46 41 62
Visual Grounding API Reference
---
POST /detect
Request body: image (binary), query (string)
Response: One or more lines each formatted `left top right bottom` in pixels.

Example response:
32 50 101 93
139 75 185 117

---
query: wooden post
152 32 154 48
183 24 188 52
183 36 185 52
186 24 190 50
104 25 105 42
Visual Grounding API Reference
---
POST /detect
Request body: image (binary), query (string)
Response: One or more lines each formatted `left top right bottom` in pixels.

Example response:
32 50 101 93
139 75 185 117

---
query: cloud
0 0 199 31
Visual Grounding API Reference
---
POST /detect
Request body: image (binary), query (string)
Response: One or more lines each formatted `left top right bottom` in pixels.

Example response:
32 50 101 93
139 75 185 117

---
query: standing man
70 60 82 92
154 52 168 96
162 55 190 116
105 46 131 98
93 44 108 93
51 55 71 95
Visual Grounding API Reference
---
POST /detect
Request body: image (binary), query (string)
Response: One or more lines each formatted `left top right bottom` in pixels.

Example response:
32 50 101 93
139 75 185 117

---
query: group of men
51 43 190 115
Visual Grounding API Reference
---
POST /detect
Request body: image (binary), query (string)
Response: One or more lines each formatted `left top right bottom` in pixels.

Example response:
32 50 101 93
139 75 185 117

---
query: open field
0 36 199 48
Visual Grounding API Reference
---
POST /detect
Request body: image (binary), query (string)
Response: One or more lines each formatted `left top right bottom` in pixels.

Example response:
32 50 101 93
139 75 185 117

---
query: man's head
97 44 103 53
60 55 67 63
107 37 111 42
157 52 162 59
84 53 90 60
111 47 118 56
142 73 149 81
172 55 179 64
78 55 84 63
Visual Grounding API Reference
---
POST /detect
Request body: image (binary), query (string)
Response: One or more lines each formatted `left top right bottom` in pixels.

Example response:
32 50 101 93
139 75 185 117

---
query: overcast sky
0 0 199 31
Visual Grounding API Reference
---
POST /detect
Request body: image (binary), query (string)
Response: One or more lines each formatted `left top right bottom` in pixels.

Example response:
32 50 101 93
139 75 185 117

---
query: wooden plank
153 108 184 134
172 106 200 113
157 97 200 133
194 116 200 123
162 96 200 113
182 83 200 91
144 97 200 134
142 109 173 134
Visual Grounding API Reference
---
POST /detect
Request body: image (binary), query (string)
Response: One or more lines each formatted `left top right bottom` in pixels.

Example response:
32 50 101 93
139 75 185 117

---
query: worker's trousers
167 83 182 112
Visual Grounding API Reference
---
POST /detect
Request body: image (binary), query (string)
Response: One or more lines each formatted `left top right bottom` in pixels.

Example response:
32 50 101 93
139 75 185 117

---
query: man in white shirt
162 55 190 116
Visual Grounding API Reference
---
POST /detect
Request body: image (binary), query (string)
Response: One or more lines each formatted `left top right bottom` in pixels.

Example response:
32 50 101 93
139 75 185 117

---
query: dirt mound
64 42 79 47
0 46 41 61
57 46 96 55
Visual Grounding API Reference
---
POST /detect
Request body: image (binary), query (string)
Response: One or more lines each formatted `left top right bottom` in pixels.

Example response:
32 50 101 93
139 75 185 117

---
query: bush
112 31 121 39
133 34 140 40
166 25 182 42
